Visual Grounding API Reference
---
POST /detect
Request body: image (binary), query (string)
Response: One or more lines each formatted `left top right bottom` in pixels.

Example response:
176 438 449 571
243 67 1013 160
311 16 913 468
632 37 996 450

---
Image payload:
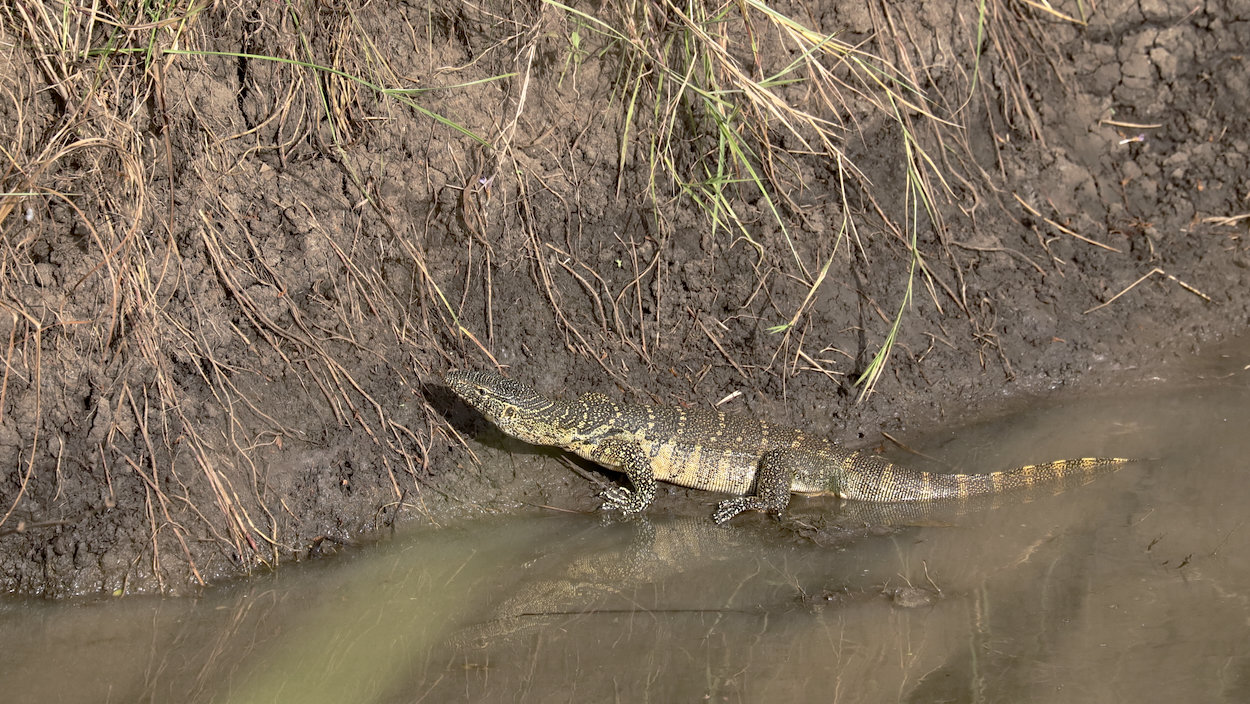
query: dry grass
0 0 1098 591
0 0 500 588
530 0 1095 395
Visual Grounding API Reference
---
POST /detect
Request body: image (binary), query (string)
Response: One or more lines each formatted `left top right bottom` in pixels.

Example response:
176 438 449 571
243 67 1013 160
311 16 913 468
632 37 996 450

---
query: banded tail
838 455 1133 503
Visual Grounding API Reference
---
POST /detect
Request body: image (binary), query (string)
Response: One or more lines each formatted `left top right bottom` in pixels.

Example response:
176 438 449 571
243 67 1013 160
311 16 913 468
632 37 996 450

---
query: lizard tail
839 454 1134 503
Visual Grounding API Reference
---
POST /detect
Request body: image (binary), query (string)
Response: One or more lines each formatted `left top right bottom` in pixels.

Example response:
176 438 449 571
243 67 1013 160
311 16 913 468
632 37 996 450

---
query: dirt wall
0 0 1246 595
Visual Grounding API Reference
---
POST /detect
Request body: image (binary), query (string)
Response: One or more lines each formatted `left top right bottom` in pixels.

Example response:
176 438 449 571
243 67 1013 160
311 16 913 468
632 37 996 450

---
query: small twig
516 501 589 515
1211 520 1244 556
560 456 614 491
1043 217 1121 253
1202 213 1250 227
922 560 941 595
0 504 111 538
1084 267 1212 314
0 327 39 532
1099 119 1164 129
1084 268 1162 314
1013 192 1121 252
1017 0 1086 24
547 245 610 333
1166 273 1212 302
794 348 843 382
880 431 949 468
696 316 750 381
951 240 1045 275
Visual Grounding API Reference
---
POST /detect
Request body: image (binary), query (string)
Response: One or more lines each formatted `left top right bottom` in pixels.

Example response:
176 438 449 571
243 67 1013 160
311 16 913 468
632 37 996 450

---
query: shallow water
2 362 1248 703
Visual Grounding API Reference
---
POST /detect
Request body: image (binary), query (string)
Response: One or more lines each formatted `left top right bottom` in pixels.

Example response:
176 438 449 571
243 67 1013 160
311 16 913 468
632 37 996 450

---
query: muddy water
2 366 1248 703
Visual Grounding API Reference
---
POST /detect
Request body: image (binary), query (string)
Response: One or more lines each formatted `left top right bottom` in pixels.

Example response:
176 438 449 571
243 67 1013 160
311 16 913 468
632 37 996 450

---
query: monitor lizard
444 370 1130 524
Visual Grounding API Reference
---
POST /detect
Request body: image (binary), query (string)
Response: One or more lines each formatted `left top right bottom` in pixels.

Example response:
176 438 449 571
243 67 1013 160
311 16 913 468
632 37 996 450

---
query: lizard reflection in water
447 514 899 651
444 370 1131 524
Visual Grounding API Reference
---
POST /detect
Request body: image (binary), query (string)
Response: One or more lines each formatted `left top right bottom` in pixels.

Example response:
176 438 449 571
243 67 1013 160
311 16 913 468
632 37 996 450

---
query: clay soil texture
0 0 1247 595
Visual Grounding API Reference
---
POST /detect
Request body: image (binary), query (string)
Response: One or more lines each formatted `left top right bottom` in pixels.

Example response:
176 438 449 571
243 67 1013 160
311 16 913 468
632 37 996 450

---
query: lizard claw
712 498 750 524
600 486 640 513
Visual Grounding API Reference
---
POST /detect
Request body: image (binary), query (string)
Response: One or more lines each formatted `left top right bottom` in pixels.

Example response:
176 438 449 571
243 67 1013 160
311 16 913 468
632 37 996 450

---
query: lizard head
443 370 560 445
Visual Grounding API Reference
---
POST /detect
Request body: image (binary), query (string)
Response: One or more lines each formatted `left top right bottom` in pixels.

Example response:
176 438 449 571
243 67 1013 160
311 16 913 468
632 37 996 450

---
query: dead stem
696 317 750 382
0 327 38 532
